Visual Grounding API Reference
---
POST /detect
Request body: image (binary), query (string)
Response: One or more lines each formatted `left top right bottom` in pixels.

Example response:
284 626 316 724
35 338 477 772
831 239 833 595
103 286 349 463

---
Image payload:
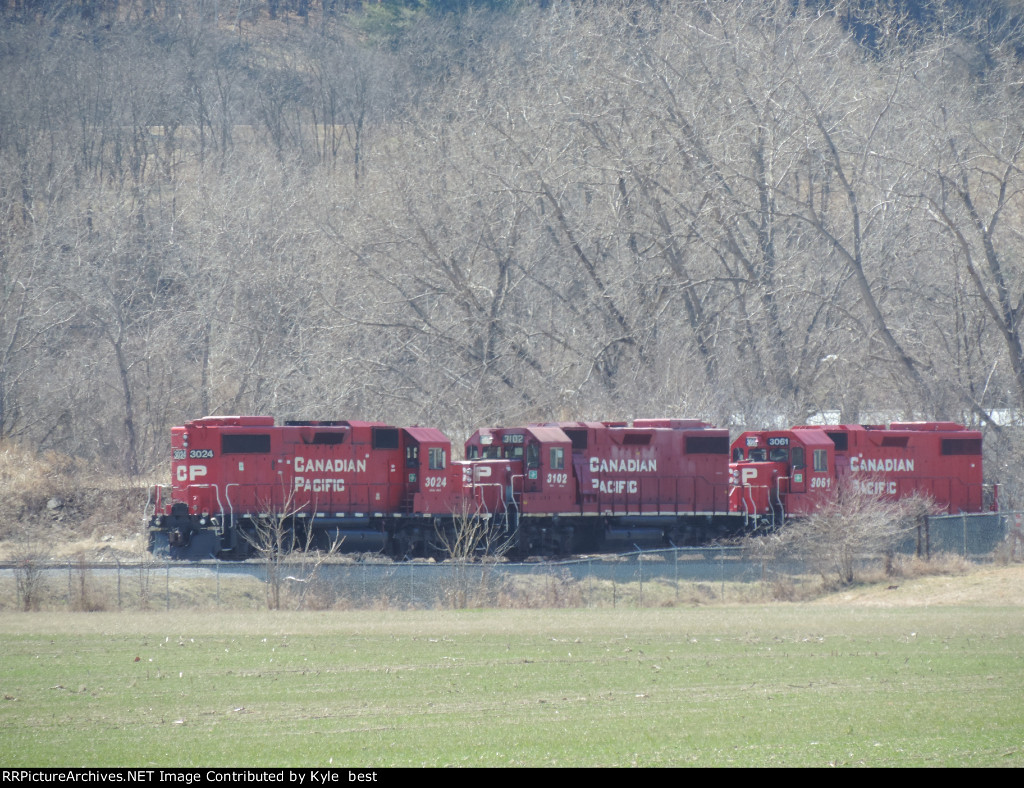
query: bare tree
916 41 1024 412
243 492 344 610
11 527 50 611
752 483 935 587
433 500 515 609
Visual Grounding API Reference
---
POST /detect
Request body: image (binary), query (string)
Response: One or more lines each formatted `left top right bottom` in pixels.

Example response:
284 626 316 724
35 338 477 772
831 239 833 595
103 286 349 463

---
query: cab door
789 445 807 493
524 440 541 493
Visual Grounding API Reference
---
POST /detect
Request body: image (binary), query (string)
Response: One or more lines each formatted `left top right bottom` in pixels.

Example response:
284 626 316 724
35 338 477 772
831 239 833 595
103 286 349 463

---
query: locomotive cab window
550 447 565 470
733 447 744 462
749 449 766 462
792 447 805 469
813 449 828 472
769 447 788 462
429 447 446 470
406 445 419 467
526 443 540 468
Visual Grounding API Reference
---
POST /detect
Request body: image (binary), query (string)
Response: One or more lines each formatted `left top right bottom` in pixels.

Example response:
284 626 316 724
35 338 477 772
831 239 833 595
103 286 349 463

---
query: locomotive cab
404 426 454 513
463 426 576 514
729 429 836 521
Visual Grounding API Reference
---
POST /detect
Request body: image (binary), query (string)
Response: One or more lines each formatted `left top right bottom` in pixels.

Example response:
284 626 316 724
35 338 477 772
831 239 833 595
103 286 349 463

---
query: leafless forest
3 0 1024 502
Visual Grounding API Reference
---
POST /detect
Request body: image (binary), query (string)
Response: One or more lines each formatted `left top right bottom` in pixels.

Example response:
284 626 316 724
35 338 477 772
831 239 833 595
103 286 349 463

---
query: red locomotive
148 415 994 560
458 419 737 553
729 422 991 521
148 416 452 559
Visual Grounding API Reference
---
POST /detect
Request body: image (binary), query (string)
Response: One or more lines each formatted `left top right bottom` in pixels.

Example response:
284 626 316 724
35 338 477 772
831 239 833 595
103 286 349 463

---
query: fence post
719 544 725 600
674 548 679 601
637 552 643 608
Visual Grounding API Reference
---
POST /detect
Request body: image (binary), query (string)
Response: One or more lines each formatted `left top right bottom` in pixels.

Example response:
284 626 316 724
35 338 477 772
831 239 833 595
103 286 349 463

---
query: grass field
1 604 1022 767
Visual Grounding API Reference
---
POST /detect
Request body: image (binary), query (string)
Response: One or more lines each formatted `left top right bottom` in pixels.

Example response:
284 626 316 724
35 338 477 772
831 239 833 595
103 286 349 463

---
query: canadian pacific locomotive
729 422 988 520
147 416 993 560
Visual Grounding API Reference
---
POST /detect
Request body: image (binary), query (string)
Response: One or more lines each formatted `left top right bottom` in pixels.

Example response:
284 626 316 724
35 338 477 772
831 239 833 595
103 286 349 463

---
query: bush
749 485 936 587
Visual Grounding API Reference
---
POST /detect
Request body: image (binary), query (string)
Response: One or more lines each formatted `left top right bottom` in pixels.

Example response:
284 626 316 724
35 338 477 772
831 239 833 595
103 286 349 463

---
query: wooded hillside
2 0 1024 503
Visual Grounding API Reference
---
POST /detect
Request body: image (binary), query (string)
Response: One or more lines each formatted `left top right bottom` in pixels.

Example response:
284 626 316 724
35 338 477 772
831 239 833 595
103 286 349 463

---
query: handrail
223 483 238 536
190 484 223 522
774 476 788 526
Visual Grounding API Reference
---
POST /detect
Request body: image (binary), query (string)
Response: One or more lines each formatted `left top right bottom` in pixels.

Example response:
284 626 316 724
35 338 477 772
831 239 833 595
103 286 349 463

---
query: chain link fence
2 512 1017 611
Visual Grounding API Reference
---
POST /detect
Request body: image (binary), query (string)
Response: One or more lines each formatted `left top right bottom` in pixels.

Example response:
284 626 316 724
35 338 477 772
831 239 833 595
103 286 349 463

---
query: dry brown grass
0 440 151 562
811 562 1024 607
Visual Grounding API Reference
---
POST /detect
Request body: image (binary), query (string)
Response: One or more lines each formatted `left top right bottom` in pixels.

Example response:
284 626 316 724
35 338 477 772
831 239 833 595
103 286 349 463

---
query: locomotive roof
184 416 275 428
792 422 977 435
732 428 834 449
526 426 571 443
404 426 449 443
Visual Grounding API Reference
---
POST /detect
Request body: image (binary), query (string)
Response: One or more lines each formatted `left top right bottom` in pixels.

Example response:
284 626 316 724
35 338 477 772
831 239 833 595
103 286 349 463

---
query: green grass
1 607 1022 767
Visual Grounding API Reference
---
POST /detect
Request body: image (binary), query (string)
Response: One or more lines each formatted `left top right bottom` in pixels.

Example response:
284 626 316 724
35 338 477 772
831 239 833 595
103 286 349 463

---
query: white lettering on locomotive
588 457 657 473
293 477 347 493
463 465 493 483
592 479 638 494
294 457 367 474
176 464 207 483
849 455 914 473
852 480 898 495
587 456 656 494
